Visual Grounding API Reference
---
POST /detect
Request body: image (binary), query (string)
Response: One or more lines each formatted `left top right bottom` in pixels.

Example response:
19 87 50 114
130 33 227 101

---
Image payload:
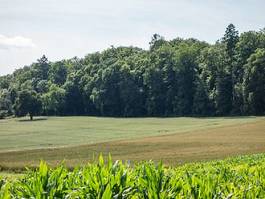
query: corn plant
0 153 265 198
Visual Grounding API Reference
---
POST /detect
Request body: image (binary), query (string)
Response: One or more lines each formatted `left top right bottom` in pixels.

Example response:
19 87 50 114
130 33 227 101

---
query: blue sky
0 0 265 75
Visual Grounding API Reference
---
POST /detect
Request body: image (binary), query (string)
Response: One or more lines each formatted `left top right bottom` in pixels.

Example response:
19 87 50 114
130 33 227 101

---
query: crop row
1 154 265 198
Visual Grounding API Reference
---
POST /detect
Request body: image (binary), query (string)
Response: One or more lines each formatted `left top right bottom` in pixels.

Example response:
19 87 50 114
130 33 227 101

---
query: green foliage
0 89 13 118
243 48 265 115
42 84 66 115
1 154 265 198
216 71 233 115
149 34 166 51
192 77 212 115
0 24 265 117
14 89 42 120
222 23 239 58
0 177 10 199
49 61 68 86
33 55 50 80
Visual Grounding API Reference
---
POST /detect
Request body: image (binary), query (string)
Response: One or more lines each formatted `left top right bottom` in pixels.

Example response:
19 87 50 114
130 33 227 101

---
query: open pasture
0 116 264 169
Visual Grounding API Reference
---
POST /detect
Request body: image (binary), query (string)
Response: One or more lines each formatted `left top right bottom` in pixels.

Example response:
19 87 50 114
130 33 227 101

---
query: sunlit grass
0 116 262 152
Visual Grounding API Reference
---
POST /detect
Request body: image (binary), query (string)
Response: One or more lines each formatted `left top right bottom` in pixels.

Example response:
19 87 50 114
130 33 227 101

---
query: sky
0 0 265 75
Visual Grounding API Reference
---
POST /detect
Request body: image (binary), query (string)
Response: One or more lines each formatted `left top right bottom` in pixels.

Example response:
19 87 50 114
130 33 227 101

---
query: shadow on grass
18 117 48 122
144 116 258 120
194 116 258 120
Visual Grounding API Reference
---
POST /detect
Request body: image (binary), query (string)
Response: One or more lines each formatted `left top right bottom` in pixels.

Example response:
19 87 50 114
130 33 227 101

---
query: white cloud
0 34 36 49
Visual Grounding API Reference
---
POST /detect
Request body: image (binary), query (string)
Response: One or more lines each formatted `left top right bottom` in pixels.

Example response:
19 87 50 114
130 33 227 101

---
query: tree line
0 24 264 119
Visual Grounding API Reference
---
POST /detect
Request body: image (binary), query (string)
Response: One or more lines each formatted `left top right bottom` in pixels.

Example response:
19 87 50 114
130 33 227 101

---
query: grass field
0 116 261 151
0 116 264 170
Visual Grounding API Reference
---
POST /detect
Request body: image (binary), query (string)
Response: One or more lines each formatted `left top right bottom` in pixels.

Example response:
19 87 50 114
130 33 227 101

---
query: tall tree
223 24 239 58
149 34 166 51
173 43 199 115
49 61 68 85
1 25 264 118
14 90 42 120
216 70 233 115
243 48 265 115
42 84 66 115
222 24 240 114
63 73 84 115
34 55 50 80
0 89 13 118
192 77 211 116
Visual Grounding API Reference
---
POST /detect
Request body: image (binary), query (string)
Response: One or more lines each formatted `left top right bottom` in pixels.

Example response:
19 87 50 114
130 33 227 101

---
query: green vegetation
0 116 260 152
0 117 264 171
14 90 42 120
1 24 265 119
0 23 264 197
0 173 23 181
1 154 265 198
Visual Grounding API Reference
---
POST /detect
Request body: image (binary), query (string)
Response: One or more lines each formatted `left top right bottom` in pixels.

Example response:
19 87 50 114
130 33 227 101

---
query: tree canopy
0 24 264 119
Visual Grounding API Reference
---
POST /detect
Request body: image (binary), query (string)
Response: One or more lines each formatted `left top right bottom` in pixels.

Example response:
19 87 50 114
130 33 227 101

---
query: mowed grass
0 116 262 152
0 116 264 170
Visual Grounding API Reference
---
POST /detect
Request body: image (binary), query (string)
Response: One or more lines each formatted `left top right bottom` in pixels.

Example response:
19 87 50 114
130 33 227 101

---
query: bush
0 110 8 119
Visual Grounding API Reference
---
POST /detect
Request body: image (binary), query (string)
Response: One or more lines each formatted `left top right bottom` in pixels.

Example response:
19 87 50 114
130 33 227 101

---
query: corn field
1 154 265 198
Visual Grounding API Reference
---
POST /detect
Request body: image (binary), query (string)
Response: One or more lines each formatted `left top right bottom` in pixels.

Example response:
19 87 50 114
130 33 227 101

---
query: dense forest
0 24 264 119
